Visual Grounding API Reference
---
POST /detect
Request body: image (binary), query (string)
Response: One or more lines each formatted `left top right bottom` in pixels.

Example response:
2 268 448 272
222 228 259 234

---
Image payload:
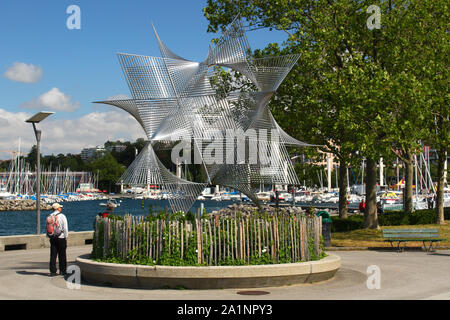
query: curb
0 231 94 252
76 254 341 289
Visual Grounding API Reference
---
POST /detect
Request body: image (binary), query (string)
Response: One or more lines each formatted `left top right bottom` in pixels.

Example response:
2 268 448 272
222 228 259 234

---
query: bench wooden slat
383 234 440 238
383 229 438 233
382 229 442 240
381 228 443 252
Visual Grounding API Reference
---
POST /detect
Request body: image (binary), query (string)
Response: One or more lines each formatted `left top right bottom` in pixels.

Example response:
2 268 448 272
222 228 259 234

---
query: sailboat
99 198 121 207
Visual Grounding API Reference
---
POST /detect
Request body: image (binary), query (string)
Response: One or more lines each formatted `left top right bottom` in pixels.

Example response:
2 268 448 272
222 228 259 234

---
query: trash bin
316 210 332 247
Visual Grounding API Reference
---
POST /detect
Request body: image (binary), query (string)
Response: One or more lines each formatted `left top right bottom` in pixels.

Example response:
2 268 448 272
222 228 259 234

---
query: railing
92 212 324 266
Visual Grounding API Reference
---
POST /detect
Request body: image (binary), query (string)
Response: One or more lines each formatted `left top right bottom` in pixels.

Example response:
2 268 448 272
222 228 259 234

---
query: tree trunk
338 163 348 218
436 148 446 224
364 158 379 229
403 152 414 213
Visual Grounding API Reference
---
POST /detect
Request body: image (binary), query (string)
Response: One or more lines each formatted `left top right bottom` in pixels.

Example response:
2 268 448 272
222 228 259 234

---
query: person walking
376 202 384 214
427 196 433 209
47 203 69 277
359 199 366 214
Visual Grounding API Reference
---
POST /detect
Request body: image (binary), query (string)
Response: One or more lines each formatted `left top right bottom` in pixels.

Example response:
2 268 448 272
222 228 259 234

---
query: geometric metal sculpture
96 16 313 213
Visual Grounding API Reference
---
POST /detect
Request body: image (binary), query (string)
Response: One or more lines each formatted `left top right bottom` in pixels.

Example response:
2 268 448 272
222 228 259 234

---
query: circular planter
76 254 341 289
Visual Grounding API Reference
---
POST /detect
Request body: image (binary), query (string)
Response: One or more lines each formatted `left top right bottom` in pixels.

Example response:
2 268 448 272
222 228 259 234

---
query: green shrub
331 215 364 232
378 211 410 226
92 212 325 266
332 207 450 232
380 208 450 226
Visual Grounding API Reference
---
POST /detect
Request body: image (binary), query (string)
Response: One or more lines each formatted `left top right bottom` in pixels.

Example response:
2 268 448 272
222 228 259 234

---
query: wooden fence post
195 218 202 264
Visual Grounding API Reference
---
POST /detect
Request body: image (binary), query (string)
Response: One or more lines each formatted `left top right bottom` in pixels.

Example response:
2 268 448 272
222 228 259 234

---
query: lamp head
25 111 54 123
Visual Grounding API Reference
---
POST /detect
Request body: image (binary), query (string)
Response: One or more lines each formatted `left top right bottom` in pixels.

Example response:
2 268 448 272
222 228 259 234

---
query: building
81 146 106 161
106 144 127 153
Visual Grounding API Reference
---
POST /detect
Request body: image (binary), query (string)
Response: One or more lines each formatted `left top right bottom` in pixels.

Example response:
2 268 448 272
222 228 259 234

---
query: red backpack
46 213 62 238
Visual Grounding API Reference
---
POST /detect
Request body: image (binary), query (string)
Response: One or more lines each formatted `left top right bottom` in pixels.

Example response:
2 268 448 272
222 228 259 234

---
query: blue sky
0 0 287 159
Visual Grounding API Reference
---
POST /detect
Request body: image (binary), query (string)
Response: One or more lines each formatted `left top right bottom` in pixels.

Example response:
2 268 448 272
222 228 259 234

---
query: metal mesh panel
164 59 201 96
118 53 176 100
135 98 178 139
119 142 205 213
211 16 251 65
93 99 145 133
152 24 189 62
248 54 301 92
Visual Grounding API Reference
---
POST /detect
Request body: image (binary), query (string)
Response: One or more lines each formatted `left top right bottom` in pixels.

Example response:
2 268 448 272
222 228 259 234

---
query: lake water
0 198 238 236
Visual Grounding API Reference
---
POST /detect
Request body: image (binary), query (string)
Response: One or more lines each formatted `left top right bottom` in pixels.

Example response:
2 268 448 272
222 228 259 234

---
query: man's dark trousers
49 237 67 274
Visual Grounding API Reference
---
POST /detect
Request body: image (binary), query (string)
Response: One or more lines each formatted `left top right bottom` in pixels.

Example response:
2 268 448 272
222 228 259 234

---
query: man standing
48 203 68 277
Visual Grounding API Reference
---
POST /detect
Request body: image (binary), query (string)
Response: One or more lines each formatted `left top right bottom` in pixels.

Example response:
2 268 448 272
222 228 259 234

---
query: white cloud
4 62 43 83
0 108 146 160
20 88 80 112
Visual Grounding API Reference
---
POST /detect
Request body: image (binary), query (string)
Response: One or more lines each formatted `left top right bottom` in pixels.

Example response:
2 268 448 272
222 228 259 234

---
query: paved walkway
0 245 449 300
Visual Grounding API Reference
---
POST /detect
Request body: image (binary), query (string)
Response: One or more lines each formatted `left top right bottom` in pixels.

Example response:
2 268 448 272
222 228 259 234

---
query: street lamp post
26 112 54 234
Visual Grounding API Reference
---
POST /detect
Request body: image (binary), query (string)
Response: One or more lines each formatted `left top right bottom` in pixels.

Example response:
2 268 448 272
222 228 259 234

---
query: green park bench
382 228 445 252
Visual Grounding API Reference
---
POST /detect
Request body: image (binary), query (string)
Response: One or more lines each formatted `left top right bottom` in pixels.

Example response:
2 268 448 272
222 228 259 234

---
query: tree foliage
203 0 448 226
87 153 125 193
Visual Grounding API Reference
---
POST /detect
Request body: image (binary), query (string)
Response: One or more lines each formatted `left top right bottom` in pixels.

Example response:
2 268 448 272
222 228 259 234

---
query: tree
204 0 388 223
26 145 40 169
133 138 146 152
204 0 444 226
87 153 125 193
413 0 449 224
360 0 448 217
60 154 84 171
0 160 10 172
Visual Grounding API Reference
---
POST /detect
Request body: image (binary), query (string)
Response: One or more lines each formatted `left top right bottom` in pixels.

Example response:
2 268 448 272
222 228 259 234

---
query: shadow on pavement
6 262 49 271
428 252 450 257
368 247 436 253
16 270 51 277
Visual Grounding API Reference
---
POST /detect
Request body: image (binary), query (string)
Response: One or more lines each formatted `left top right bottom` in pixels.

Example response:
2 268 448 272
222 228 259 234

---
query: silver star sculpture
95 16 313 213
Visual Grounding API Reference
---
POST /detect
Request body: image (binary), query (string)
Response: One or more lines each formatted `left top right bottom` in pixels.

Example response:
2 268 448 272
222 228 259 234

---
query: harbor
1 184 449 236
1 150 448 236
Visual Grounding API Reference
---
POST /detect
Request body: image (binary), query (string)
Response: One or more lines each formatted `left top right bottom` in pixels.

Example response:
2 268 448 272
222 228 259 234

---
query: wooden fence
92 213 323 266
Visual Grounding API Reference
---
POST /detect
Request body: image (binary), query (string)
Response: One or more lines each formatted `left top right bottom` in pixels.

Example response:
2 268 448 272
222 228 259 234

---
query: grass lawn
331 222 450 248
